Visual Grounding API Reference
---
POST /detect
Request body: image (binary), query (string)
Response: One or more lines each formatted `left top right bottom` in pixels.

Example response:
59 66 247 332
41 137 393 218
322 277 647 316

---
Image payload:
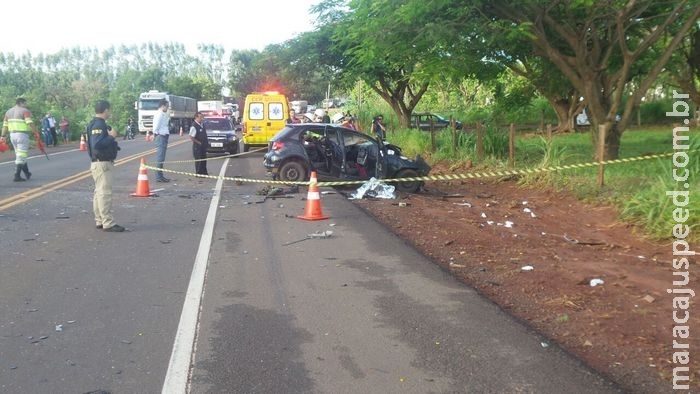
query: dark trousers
193 144 208 175
49 127 58 146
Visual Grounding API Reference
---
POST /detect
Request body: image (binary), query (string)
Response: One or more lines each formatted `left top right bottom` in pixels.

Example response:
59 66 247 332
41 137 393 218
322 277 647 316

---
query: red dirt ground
352 164 700 393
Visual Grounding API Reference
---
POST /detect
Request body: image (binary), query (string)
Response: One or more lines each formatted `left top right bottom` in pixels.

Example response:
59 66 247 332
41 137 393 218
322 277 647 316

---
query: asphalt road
0 136 622 393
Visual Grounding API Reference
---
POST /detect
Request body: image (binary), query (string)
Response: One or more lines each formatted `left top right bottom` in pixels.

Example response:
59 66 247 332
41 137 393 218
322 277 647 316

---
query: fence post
597 123 607 188
509 123 515 168
451 116 457 154
476 122 484 161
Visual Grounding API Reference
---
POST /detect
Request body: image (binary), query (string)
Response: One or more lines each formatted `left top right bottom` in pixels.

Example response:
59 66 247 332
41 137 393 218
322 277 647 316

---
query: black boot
13 165 25 182
22 163 31 180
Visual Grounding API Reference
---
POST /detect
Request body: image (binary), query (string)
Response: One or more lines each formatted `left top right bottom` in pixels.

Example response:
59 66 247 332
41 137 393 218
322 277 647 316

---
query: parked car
203 116 239 155
410 112 463 131
263 124 431 193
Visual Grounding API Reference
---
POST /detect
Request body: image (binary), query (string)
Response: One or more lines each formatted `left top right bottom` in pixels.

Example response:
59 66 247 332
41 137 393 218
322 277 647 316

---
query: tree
329 0 435 127
671 24 700 109
474 0 700 158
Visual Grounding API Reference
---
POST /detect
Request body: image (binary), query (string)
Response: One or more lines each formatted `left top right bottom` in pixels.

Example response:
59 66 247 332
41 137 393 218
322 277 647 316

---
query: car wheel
278 160 307 183
243 143 250 152
394 169 421 193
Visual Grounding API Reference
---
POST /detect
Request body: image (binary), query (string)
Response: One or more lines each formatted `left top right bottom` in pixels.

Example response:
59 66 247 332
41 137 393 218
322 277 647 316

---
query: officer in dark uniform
188 112 208 176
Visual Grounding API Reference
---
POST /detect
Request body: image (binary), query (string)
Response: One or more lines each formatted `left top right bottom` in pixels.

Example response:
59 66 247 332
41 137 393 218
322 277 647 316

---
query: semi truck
135 90 197 134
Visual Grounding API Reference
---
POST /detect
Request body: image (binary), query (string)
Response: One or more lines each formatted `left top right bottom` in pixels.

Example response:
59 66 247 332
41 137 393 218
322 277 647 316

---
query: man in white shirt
152 99 171 182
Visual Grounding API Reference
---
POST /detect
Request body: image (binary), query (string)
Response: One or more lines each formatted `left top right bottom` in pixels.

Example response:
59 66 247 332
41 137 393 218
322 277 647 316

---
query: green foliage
480 126 510 159
516 135 573 188
637 99 696 125
618 138 700 240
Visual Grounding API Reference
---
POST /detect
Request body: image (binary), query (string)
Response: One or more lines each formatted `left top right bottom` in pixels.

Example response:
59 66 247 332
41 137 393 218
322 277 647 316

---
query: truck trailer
197 100 225 117
136 90 197 134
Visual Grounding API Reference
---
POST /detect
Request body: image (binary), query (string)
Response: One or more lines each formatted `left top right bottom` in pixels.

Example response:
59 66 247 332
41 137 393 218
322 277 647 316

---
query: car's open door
321 126 343 178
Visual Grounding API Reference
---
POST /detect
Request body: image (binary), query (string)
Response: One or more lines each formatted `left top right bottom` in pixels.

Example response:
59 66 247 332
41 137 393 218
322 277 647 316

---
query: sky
3 0 321 56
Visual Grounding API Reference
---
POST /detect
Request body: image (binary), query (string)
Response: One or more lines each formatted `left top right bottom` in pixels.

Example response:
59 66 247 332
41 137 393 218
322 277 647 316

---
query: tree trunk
369 78 428 130
590 121 621 160
550 98 580 133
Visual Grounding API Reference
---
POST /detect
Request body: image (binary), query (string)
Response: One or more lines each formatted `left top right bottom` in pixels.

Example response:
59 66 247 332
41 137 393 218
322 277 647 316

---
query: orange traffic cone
130 158 156 197
298 171 328 221
79 134 87 151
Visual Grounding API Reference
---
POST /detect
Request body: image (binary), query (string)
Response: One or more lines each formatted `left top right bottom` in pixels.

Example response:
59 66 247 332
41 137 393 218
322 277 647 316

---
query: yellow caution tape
143 150 680 187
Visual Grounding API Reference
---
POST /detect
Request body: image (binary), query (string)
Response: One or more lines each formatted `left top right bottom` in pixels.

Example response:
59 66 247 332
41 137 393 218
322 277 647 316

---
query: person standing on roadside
151 99 171 182
41 113 53 146
188 112 209 176
86 99 124 232
59 116 70 142
286 109 301 124
340 114 357 131
46 112 58 146
1 98 38 182
372 115 386 141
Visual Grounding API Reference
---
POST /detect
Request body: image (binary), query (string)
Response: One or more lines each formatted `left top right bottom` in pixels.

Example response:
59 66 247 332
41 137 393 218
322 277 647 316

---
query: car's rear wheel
243 143 250 152
278 160 307 183
394 169 422 193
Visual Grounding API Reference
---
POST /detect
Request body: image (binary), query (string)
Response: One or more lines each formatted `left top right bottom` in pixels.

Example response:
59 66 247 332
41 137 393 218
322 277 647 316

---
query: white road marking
161 158 228 394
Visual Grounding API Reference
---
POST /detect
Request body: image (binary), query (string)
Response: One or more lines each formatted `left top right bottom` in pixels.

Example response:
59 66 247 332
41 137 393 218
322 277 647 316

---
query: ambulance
241 91 290 152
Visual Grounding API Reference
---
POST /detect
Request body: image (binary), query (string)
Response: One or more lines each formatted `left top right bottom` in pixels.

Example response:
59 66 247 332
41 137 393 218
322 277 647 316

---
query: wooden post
476 122 484 161
508 123 515 168
546 123 552 140
451 116 457 153
539 109 545 133
597 123 607 189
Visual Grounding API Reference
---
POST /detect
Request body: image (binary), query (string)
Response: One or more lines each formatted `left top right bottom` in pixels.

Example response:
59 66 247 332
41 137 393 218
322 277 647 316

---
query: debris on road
349 177 395 200
283 230 334 246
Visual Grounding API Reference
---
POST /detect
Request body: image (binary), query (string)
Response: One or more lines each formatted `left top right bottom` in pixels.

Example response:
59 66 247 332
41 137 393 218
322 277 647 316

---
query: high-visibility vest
3 105 33 133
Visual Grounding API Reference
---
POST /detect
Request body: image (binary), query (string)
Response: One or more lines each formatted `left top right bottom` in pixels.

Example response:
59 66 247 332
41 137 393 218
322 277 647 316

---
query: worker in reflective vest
1 97 38 181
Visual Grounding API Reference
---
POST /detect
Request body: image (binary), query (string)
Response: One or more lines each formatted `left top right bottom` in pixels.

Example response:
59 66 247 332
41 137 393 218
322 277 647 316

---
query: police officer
1 98 38 181
188 112 208 176
86 100 124 232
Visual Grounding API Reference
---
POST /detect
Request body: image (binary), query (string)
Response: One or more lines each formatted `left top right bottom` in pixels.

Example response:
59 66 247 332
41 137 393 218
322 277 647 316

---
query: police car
203 116 239 155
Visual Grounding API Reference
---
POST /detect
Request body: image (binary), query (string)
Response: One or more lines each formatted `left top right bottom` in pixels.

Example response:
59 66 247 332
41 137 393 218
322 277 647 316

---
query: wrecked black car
263 124 431 193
